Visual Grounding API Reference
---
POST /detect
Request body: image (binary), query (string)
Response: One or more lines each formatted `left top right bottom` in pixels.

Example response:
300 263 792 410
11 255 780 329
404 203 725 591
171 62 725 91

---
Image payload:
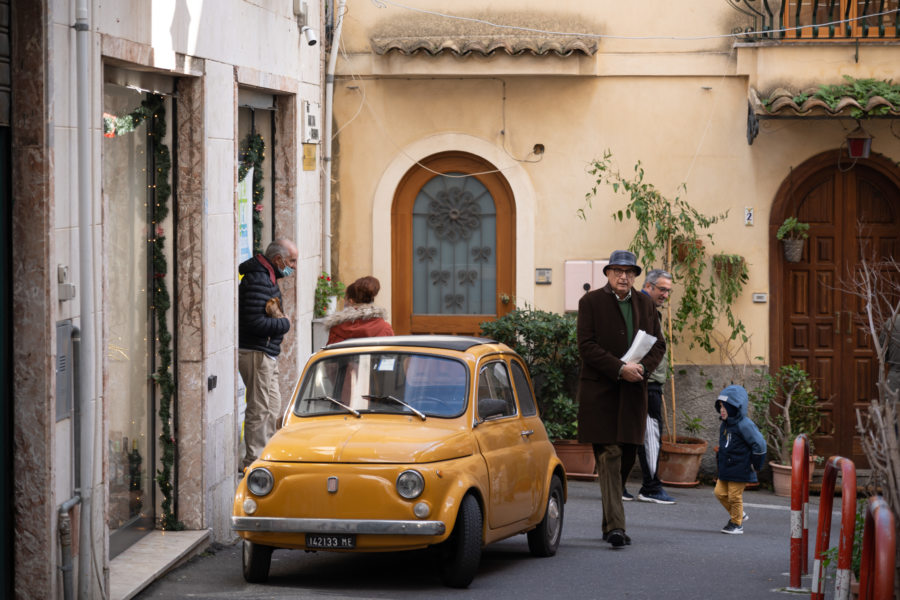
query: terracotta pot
552 440 597 481
658 437 708 487
712 255 745 279
770 458 816 497
673 238 704 264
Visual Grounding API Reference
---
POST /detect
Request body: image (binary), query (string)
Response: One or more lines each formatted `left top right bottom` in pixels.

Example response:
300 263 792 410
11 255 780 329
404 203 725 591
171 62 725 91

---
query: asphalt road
137 479 844 599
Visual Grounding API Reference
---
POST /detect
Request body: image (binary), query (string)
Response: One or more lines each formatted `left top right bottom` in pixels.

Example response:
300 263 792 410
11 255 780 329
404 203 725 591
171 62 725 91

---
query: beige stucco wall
332 0 900 366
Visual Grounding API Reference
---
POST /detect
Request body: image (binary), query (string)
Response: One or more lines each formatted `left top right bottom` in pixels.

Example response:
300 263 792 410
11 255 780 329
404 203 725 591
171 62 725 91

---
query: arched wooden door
771 151 900 466
391 152 516 335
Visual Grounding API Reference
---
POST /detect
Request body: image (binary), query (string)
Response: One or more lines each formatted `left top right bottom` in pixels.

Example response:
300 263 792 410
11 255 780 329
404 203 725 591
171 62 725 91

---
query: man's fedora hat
603 250 642 277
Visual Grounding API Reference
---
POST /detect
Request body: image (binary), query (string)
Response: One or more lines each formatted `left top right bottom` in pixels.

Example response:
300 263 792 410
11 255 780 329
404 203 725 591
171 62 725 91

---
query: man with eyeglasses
576 250 666 549
619 269 677 505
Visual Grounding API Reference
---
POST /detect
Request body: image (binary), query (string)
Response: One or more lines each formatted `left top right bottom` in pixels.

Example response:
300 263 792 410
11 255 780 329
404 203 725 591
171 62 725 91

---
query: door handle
835 312 840 336
521 429 535 438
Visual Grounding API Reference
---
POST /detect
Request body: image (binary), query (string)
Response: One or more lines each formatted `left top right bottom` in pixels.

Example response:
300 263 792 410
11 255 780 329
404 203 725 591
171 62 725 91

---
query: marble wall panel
206 213 236 286
206 280 236 357
206 346 237 424
176 76 205 530
297 200 322 261
12 2 56 597
53 125 74 230
205 138 235 217
273 94 300 403
50 21 76 129
205 60 235 142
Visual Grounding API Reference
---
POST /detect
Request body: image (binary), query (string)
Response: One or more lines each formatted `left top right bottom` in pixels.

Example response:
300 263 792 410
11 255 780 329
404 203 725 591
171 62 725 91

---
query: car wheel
527 474 564 557
242 539 273 583
439 494 482 588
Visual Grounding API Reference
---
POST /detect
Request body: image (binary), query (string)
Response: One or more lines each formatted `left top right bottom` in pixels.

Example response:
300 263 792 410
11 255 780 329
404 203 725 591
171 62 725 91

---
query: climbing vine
238 132 266 255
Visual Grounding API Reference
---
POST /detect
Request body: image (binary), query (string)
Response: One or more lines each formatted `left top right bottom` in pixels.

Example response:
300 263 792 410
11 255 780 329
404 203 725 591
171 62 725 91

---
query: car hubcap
547 494 561 543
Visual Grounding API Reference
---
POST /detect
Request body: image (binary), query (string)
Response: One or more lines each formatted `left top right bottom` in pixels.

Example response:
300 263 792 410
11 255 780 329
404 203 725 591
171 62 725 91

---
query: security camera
302 26 318 46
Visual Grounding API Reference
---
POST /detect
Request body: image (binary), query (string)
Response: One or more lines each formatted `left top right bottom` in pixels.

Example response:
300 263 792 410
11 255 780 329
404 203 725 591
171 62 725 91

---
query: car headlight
246 468 274 496
396 470 425 499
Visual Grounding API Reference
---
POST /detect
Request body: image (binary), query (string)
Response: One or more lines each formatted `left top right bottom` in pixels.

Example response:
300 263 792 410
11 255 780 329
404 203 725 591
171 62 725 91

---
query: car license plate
305 534 356 549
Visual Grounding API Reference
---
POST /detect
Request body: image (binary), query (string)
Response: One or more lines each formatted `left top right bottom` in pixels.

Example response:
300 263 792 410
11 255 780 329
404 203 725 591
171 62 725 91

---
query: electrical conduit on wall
75 0 99 597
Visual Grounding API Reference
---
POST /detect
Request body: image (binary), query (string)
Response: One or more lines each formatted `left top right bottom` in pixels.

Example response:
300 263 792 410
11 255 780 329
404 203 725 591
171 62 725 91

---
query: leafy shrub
480 306 580 439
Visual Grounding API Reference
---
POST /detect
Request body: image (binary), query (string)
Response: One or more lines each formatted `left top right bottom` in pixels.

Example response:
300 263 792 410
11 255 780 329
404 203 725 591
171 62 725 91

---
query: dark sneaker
721 521 744 535
638 490 676 504
622 489 634 501
607 529 627 548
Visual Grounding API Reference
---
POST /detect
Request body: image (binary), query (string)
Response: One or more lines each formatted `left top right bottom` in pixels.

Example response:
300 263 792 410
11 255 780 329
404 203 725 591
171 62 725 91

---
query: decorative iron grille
412 173 497 315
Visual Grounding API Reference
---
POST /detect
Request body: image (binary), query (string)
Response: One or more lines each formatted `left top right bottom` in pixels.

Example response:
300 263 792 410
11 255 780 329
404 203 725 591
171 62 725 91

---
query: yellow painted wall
331 0 900 364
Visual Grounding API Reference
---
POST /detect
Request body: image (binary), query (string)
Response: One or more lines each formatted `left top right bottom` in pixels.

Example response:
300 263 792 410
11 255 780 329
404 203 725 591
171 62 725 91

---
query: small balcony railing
728 0 899 40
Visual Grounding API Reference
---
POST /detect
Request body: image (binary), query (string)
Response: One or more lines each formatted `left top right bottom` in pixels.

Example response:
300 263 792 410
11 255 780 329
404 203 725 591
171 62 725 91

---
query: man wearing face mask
238 238 298 471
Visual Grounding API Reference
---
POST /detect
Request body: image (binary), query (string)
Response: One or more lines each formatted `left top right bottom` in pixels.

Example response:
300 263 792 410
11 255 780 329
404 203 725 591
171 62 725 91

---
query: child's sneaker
721 521 744 535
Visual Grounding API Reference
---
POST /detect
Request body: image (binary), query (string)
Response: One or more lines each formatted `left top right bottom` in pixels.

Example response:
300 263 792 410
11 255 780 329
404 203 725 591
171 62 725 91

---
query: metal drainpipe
58 495 82 600
322 0 346 274
74 0 97 598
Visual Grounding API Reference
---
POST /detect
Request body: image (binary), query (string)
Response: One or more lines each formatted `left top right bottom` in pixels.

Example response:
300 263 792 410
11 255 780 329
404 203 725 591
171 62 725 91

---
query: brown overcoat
575 284 666 445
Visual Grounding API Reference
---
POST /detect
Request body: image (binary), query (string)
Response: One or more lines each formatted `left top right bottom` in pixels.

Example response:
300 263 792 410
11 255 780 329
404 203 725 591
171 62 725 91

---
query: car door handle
521 429 535 438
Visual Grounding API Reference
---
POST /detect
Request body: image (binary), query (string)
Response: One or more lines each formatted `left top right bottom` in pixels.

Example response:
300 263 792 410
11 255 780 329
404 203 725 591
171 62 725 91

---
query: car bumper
232 516 446 536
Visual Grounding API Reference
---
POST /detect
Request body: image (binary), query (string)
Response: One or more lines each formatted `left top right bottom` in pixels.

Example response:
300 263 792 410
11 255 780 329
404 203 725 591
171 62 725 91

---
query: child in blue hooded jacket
714 385 767 535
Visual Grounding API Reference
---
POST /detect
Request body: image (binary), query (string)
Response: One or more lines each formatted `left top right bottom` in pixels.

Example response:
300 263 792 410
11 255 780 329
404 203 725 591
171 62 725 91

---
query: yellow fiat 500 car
233 335 566 588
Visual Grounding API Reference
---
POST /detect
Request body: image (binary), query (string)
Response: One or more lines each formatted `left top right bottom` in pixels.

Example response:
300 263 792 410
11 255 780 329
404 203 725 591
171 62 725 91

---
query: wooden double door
773 152 900 466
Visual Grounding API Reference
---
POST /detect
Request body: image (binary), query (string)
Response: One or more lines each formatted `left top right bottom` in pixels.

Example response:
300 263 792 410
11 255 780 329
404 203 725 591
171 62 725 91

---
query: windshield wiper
362 394 426 421
307 395 361 418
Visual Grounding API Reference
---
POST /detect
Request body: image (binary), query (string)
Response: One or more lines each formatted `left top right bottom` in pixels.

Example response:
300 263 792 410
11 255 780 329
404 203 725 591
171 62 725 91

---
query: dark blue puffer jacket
238 255 290 357
715 385 767 483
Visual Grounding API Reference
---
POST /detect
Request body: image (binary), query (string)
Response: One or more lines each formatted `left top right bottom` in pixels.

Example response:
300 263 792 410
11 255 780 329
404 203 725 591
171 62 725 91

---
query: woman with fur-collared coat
325 276 394 345
575 250 666 549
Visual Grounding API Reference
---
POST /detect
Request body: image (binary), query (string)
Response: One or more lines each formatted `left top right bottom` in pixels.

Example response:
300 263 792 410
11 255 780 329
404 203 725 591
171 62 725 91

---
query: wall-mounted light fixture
846 122 873 160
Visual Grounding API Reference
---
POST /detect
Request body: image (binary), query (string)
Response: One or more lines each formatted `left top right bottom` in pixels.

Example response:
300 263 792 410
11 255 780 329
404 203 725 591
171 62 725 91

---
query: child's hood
715 385 749 421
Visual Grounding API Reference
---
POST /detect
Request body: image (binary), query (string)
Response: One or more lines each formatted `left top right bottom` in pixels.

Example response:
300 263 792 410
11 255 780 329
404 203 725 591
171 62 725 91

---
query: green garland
109 94 182 531
238 132 265 255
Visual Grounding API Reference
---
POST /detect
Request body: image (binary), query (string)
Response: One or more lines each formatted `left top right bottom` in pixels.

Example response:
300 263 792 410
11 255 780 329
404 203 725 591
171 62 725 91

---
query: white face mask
276 256 295 277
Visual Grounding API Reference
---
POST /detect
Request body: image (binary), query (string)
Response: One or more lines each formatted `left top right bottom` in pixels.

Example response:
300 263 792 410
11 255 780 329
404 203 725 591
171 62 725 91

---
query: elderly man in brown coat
576 250 666 549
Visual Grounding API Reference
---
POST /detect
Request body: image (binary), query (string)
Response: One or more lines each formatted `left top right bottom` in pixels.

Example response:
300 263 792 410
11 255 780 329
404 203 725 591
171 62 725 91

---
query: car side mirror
478 397 507 420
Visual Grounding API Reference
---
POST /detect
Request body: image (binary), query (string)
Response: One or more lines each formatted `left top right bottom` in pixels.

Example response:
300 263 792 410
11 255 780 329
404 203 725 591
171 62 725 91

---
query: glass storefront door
102 83 174 557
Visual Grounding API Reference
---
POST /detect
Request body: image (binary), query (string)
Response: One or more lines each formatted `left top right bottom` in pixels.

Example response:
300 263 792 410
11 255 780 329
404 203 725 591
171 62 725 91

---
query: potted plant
658 410 709 487
712 253 747 280
672 236 705 265
776 217 810 263
540 394 597 479
749 363 822 496
314 272 345 318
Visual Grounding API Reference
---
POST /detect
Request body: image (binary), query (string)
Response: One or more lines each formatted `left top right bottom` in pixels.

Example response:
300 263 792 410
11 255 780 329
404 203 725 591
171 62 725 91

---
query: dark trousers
621 383 664 496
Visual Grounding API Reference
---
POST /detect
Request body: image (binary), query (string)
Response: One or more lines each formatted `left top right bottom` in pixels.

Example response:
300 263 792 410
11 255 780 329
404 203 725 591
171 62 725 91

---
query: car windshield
294 352 468 418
